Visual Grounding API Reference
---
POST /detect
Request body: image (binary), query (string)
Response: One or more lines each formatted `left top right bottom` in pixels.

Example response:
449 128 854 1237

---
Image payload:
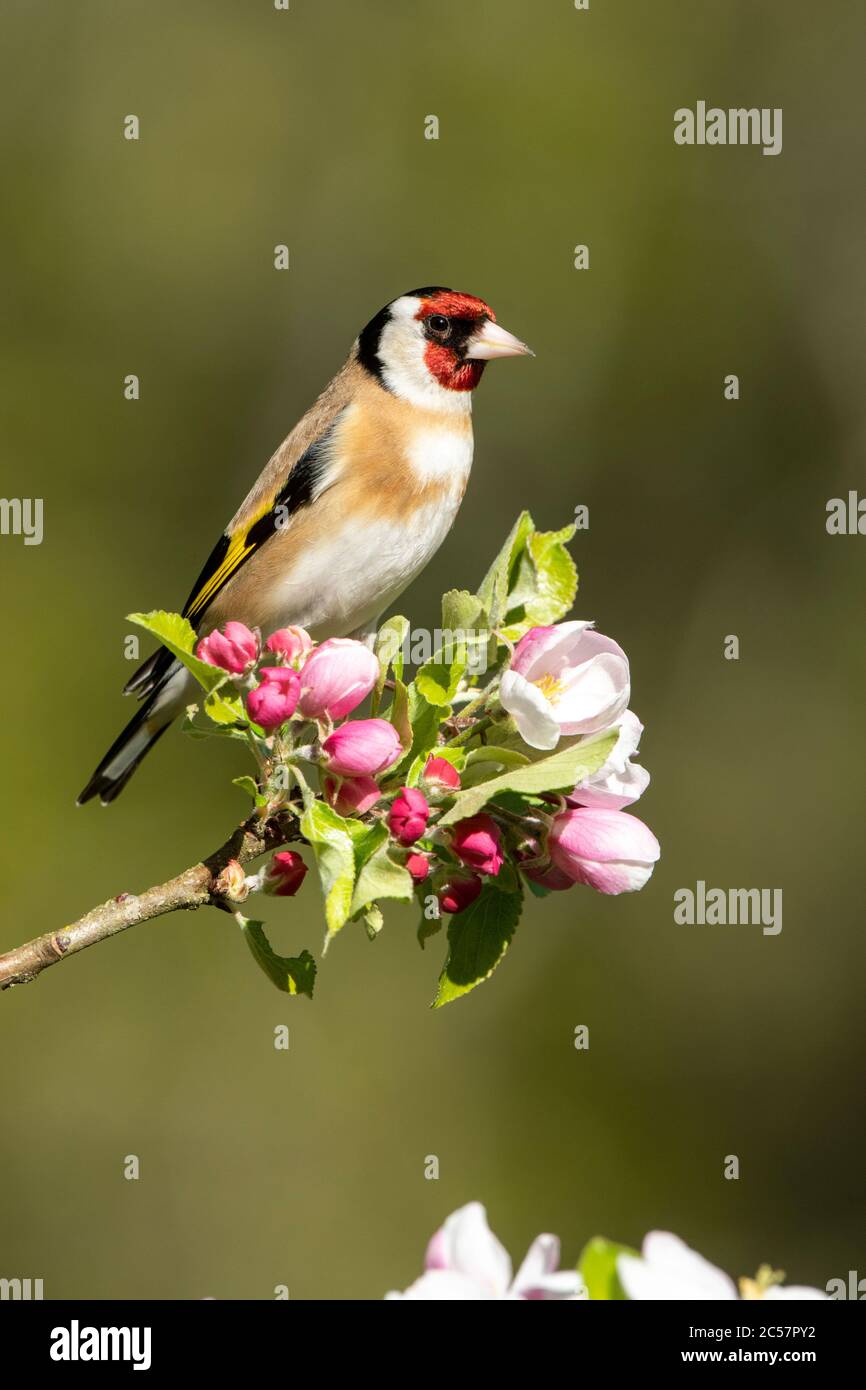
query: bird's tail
77 660 184 806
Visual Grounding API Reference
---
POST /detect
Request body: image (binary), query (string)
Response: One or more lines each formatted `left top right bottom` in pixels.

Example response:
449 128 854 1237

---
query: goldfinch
78 287 533 804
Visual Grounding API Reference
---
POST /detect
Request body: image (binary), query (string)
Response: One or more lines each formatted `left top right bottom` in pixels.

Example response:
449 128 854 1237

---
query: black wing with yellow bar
182 429 335 622
123 428 336 702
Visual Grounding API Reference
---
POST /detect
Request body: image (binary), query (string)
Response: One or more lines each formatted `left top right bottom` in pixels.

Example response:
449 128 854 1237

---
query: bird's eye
427 314 450 335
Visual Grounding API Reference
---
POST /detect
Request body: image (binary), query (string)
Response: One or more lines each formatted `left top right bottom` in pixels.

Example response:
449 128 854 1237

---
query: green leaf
372 615 410 713
577 1237 636 1301
240 919 316 997
127 610 225 693
415 648 466 707
464 745 530 769
231 775 260 800
359 902 384 940
181 710 250 741
387 677 412 750
461 744 530 786
473 515 579 642
351 841 414 917
527 525 577 623
299 802 356 937
437 731 617 826
502 525 577 637
348 818 387 866
205 687 247 725
417 911 443 949
434 884 522 1007
441 588 483 633
388 683 442 781
476 512 533 629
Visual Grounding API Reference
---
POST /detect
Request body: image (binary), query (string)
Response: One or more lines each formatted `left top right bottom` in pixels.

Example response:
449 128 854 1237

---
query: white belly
267 494 465 640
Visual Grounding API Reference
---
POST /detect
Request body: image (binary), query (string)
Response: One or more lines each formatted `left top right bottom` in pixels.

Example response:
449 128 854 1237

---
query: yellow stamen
534 672 564 704
738 1265 786 1299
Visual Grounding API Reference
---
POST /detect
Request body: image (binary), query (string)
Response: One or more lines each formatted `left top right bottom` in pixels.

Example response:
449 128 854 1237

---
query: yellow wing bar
186 533 256 621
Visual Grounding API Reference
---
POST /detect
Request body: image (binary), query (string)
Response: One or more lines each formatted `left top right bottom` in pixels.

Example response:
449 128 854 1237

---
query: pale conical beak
465 320 535 360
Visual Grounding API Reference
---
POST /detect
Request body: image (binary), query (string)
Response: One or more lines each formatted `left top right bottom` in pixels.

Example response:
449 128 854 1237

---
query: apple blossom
322 774 381 817
549 806 660 894
423 755 461 790
617 1232 827 1301
437 873 483 915
388 787 430 846
263 850 308 898
265 625 313 665
522 860 574 892
568 710 650 811
245 666 300 731
406 852 430 882
320 718 402 777
196 621 258 675
499 621 630 751
386 1202 586 1301
297 637 379 721
451 813 504 876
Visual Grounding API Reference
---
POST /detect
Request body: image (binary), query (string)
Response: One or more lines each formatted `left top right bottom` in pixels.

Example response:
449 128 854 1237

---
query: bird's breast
404 420 474 487
212 388 475 642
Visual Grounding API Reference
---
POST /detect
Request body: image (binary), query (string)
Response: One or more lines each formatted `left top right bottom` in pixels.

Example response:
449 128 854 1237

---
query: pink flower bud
389 787 430 846
297 638 379 721
548 807 660 895
265 626 313 666
197 621 259 674
522 861 574 892
423 755 461 790
321 718 403 777
451 813 504 877
246 666 300 731
264 850 308 897
406 852 431 882
323 774 381 817
438 873 483 915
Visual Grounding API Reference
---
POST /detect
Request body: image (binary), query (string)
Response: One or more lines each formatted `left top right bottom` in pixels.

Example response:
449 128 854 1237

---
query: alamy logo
826 1270 866 1299
674 881 782 936
0 1276 43 1299
674 102 782 156
50 1320 152 1371
0 497 43 545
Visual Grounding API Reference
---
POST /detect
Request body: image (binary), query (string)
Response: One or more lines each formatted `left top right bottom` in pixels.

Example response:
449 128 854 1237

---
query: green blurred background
1 0 863 1298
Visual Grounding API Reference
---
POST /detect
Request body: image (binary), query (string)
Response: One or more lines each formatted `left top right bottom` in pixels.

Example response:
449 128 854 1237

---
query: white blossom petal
618 1232 738 1300
386 1269 492 1300
571 760 650 811
511 1233 560 1293
557 653 631 735
499 671 560 750
435 1202 513 1295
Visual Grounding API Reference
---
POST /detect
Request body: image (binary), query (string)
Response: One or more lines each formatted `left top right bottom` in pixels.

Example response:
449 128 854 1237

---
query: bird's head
356 287 533 412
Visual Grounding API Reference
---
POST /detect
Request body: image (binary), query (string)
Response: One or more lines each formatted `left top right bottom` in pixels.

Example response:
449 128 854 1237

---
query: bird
78 287 533 805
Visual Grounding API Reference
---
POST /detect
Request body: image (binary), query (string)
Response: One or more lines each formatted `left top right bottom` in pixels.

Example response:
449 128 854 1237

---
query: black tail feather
77 698 170 806
122 645 175 699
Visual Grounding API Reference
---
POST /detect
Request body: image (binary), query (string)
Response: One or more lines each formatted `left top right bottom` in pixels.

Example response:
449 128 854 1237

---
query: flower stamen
533 672 564 703
738 1265 786 1299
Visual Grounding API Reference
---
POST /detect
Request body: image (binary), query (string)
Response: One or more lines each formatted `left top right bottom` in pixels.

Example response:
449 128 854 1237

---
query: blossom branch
0 812 299 992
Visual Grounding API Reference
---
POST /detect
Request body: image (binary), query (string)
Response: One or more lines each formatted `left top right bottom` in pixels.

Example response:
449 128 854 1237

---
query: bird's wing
181 422 342 624
124 363 356 699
